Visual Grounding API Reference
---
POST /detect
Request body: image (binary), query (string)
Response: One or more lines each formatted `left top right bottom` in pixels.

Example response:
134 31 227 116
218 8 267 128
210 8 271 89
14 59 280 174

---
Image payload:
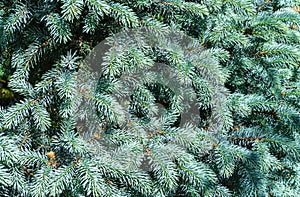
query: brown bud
46 151 55 159
291 25 298 30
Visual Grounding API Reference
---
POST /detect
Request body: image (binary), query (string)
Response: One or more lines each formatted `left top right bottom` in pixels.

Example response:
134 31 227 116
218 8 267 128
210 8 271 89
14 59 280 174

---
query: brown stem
257 0 271 12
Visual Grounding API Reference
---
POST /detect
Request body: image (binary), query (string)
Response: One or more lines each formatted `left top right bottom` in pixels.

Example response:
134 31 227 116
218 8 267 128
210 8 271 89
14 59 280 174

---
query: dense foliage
0 0 300 196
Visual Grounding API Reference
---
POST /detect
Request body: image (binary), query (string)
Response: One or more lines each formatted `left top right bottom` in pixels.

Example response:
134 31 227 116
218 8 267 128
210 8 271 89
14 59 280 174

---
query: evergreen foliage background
0 0 300 196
